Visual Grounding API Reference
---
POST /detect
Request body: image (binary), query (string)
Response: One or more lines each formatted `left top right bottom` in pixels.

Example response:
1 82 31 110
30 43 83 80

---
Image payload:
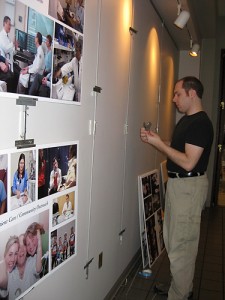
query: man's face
173 81 191 114
4 20 11 33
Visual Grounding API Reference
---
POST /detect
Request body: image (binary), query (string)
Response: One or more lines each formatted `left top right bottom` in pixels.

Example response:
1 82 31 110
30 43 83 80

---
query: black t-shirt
167 111 214 173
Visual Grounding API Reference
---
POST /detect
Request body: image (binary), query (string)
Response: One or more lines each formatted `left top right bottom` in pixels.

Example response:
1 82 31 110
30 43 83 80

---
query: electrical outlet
98 252 103 269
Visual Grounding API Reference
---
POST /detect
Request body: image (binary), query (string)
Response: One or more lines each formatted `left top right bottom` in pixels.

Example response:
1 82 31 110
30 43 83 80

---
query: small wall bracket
129 27 138 35
84 257 94 279
93 86 102 93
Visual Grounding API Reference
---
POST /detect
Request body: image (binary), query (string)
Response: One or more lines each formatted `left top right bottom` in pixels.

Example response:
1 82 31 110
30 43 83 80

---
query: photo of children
51 220 76 270
0 210 49 300
0 154 7 215
10 150 36 211
38 144 77 200
52 191 75 226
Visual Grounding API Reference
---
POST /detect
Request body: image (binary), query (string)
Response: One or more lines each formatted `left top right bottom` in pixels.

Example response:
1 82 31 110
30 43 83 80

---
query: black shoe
154 283 168 296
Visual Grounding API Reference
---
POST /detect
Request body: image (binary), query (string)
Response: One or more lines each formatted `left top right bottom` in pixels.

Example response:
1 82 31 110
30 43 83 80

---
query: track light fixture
174 1 190 29
189 43 200 57
174 10 190 29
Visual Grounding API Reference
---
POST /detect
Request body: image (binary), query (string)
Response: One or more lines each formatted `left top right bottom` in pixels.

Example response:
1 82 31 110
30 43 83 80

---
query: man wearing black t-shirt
140 76 214 300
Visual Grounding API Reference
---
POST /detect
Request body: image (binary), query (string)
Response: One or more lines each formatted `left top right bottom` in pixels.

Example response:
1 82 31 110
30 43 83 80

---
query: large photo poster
138 169 165 267
0 0 84 104
0 141 78 300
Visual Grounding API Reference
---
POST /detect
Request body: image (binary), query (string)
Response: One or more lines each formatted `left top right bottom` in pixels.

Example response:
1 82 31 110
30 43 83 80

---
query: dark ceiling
150 0 225 50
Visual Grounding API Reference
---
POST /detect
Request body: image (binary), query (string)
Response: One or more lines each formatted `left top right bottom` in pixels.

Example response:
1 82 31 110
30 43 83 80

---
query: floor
111 206 225 300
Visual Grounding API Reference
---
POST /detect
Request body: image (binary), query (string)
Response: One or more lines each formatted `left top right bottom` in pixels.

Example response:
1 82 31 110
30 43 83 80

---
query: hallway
112 206 225 300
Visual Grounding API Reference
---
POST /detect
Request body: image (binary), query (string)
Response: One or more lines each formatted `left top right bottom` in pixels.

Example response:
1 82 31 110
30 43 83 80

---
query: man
0 16 17 70
55 40 82 102
0 16 19 91
49 157 62 195
17 32 45 94
62 194 72 216
140 76 214 300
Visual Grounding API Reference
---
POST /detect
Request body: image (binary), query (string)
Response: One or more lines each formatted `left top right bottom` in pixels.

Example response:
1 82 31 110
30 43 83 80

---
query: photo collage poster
0 0 84 103
0 141 78 300
138 169 165 268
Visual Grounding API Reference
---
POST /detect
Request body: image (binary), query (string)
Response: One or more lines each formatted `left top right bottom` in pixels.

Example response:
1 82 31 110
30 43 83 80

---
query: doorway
213 49 225 206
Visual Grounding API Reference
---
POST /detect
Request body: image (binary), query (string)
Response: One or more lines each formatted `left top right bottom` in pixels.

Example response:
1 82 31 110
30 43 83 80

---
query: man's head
75 40 82 61
173 76 204 115
178 76 204 99
3 16 11 34
35 32 43 46
66 194 69 202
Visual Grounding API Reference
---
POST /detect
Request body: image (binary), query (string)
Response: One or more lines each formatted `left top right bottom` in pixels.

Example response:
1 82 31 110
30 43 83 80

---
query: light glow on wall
144 27 160 104
122 0 132 33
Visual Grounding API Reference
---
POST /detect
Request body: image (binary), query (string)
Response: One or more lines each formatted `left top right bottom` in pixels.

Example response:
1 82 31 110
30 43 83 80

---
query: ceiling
149 0 225 50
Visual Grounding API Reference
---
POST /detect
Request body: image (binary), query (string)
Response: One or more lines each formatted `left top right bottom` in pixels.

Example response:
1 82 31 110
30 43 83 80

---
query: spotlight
189 43 200 57
174 10 190 29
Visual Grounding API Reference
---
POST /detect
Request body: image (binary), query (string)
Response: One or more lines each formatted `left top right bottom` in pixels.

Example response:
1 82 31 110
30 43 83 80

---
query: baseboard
104 248 142 300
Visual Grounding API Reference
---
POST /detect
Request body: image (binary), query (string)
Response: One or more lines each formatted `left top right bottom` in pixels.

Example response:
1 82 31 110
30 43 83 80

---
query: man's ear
189 88 196 99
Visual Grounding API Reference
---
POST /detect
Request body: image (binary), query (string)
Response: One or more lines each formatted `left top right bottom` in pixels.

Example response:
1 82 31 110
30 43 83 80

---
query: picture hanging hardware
93 86 102 93
129 27 138 35
16 96 38 106
15 139 35 149
119 228 126 236
84 257 94 279
15 96 37 149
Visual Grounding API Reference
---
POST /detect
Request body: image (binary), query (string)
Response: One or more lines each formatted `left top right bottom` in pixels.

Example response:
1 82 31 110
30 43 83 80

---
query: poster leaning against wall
138 169 165 268
0 140 78 300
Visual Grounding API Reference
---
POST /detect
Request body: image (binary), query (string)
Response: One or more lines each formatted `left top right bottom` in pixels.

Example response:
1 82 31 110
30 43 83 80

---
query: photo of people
51 220 76 270
150 172 161 213
38 144 77 200
52 192 75 226
0 1 54 96
10 150 36 211
49 0 85 34
0 154 7 215
0 210 49 300
52 28 83 102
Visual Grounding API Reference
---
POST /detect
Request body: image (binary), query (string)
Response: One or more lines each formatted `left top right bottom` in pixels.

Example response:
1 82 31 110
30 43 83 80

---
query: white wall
0 0 179 299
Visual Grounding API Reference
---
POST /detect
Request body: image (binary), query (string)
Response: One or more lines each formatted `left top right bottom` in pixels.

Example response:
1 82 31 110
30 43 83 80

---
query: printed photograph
10 150 36 211
0 210 49 300
0 1 54 97
51 220 76 270
52 191 75 227
52 24 83 102
38 144 77 200
49 0 85 34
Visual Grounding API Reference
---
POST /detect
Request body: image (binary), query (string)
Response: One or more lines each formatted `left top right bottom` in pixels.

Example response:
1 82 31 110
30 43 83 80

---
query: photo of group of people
138 170 165 267
0 141 78 299
0 210 49 300
51 220 75 270
0 0 84 103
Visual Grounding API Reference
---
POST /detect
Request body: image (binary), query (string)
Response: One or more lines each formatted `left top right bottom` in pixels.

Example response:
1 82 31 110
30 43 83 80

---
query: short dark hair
36 32 42 45
3 16 10 25
46 34 52 46
178 76 204 99
75 40 82 53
